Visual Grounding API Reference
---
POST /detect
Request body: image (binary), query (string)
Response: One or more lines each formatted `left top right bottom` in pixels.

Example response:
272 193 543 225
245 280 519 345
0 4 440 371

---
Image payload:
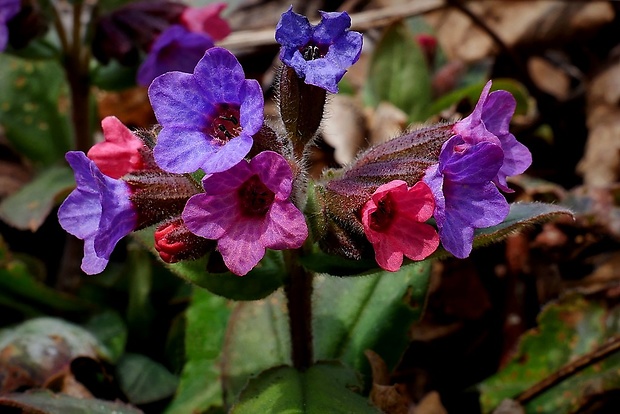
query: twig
515 336 620 404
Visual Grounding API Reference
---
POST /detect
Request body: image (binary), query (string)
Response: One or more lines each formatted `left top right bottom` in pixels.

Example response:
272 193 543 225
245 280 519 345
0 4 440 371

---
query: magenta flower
180 2 230 41
0 0 20 51
137 25 214 87
423 136 509 258
275 7 363 93
58 152 137 275
361 180 439 271
453 81 532 192
148 47 264 174
87 116 146 179
182 151 308 276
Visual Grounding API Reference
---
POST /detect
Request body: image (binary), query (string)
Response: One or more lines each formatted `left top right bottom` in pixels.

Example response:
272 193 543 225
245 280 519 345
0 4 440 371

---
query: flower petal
262 202 308 250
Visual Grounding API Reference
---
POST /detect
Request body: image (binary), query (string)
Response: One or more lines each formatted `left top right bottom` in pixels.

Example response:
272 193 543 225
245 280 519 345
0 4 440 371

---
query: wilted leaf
479 294 620 413
164 288 230 414
0 390 143 413
0 318 111 393
0 164 75 231
0 55 73 166
230 363 380 413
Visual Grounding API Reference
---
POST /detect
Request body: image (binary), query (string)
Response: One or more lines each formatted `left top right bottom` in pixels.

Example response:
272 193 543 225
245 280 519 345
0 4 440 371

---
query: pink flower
180 3 230 41
361 180 439 271
87 116 145 179
182 151 308 276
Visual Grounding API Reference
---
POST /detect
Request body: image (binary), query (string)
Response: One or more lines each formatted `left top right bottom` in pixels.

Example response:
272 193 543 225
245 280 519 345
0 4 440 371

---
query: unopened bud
154 218 213 263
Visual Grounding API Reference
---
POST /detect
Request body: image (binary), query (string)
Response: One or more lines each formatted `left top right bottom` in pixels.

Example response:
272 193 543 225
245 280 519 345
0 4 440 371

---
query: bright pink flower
182 151 308 276
87 116 145 179
361 180 439 271
180 3 230 41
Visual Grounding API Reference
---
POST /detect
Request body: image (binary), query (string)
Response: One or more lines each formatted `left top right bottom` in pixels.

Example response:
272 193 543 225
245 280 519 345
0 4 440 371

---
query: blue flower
275 7 362 93
0 0 20 51
58 152 137 274
148 47 264 174
137 25 214 87
424 136 509 258
453 81 532 192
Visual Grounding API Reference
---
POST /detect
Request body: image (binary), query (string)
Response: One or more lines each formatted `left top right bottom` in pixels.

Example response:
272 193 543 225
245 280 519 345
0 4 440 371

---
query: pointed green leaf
116 353 178 405
164 288 231 414
0 390 143 413
479 294 620 413
363 22 432 122
231 363 380 414
430 202 573 260
221 291 291 406
0 55 73 166
132 229 286 301
423 78 531 120
314 261 432 375
0 164 75 231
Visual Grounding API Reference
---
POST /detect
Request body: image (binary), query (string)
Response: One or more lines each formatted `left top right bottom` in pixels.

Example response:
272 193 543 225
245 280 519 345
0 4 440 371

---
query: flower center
369 195 395 232
237 175 275 217
301 43 328 61
209 103 242 145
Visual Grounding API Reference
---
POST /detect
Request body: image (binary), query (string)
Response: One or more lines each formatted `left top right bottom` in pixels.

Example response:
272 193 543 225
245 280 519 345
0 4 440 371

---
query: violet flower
275 7 362 93
182 151 308 276
137 25 214 87
0 0 20 51
58 152 137 275
361 180 439 272
423 136 509 258
453 81 532 192
148 47 263 174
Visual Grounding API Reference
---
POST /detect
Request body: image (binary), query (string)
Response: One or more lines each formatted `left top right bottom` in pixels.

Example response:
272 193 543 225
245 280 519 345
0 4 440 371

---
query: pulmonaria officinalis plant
48 4 573 412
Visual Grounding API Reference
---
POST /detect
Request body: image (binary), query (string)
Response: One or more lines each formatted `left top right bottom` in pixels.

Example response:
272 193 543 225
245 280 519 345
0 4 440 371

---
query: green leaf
132 228 286 301
430 202 574 260
423 78 530 120
91 61 139 91
126 246 155 340
84 311 127 364
0 164 75 231
313 261 432 376
164 288 231 414
0 55 73 166
116 353 178 405
363 22 432 122
231 363 380 413
222 262 433 401
0 390 143 413
0 238 93 313
300 251 377 276
221 290 291 406
479 294 620 413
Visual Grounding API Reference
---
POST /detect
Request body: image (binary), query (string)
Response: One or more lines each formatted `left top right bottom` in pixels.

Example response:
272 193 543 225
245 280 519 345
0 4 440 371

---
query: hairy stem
284 249 314 370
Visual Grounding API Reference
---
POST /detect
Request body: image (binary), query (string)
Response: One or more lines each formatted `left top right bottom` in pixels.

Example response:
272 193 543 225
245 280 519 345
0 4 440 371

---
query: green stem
284 249 314 371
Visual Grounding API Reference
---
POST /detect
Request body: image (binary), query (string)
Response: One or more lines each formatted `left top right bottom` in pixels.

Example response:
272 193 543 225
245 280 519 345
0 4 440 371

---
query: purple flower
275 7 362 93
148 47 263 174
58 152 137 275
423 136 509 258
137 25 214 87
453 81 532 192
182 151 308 276
0 0 20 51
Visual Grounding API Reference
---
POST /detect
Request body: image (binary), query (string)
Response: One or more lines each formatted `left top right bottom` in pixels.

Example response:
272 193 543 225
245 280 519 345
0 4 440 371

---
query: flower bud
154 218 213 263
313 123 454 259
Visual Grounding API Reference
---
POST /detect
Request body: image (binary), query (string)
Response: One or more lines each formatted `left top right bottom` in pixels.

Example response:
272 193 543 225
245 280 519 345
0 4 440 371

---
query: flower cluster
59 7 532 278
